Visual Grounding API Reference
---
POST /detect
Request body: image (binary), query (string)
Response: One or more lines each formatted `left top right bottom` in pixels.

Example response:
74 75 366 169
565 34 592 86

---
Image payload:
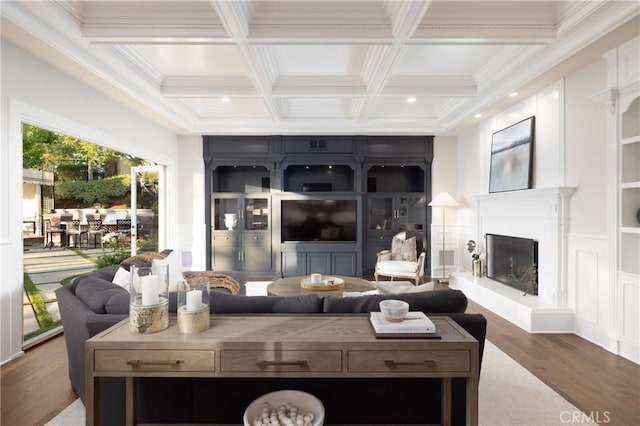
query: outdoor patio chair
44 218 66 250
66 220 88 248
115 219 132 247
87 220 104 249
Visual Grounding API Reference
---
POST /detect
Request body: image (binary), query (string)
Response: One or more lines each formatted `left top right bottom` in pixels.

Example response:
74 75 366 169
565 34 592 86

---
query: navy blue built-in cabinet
203 135 433 278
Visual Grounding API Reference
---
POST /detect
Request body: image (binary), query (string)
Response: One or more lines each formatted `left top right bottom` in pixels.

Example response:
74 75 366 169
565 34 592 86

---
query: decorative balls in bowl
379 299 410 323
243 390 324 426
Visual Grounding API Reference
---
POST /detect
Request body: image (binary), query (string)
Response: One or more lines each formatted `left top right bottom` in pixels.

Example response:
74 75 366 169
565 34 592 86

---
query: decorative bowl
243 390 325 426
379 299 410 323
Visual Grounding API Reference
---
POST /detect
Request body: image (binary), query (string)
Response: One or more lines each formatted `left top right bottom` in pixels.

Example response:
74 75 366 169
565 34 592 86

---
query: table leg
441 377 451 426
467 375 479 426
126 377 134 426
86 352 97 425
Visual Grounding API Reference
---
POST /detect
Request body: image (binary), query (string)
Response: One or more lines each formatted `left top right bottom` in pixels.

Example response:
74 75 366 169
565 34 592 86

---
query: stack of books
369 311 439 338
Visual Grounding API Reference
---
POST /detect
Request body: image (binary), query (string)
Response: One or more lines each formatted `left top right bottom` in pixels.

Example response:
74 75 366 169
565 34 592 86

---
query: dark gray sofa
56 265 486 425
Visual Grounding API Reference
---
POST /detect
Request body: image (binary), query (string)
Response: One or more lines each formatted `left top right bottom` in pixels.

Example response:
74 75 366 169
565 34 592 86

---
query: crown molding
272 77 367 97
555 0 608 37
413 23 556 43
382 76 476 97
161 77 258 97
251 45 280 89
386 0 430 39
109 45 164 87
361 45 391 87
474 45 542 87
248 24 392 40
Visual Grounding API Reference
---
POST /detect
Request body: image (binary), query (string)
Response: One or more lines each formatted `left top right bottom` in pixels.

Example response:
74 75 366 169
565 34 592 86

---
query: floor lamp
429 192 458 284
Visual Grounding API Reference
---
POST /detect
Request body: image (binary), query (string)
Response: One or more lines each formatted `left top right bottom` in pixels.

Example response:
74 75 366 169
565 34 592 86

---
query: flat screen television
281 199 357 242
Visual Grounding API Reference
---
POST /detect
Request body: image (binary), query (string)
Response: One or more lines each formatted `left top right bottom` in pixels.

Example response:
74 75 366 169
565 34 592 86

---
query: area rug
45 340 596 425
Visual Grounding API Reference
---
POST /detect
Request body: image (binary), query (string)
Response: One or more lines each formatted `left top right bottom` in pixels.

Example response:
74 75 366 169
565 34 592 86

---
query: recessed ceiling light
221 97 231 103
474 113 482 118
508 92 518 98
406 97 417 103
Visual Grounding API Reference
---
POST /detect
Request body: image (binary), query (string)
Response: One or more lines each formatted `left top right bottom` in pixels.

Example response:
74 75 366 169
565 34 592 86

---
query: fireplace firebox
486 234 538 295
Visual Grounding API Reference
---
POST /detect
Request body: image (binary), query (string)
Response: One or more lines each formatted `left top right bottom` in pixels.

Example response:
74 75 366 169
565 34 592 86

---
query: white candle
141 275 159 306
186 289 202 312
310 273 322 283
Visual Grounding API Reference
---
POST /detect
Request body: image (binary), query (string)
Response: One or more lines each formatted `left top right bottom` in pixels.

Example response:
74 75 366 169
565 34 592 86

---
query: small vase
472 259 483 277
224 213 237 230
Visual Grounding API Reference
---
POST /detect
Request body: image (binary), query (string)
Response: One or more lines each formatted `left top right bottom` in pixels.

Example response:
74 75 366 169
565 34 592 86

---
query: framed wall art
489 116 535 193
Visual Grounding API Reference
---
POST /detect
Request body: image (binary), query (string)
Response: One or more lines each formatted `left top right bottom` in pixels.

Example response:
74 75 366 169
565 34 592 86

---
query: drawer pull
127 360 185 367
256 360 308 368
384 360 435 367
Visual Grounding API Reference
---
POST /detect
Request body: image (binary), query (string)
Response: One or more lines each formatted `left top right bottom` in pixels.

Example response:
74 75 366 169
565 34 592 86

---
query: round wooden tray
300 276 345 291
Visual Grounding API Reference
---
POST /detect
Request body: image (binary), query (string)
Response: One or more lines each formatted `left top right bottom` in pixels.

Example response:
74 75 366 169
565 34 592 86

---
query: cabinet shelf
621 182 640 189
621 135 640 145
621 227 640 234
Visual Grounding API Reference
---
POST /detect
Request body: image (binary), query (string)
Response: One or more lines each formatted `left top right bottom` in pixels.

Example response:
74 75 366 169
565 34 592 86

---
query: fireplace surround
486 234 538 295
450 186 575 333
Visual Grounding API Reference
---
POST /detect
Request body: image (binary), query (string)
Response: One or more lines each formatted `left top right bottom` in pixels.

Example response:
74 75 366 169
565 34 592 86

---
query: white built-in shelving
619 94 639 276
601 35 640 362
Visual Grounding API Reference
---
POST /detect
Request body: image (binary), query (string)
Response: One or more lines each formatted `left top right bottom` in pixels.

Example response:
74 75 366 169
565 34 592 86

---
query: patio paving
23 303 40 335
37 283 63 301
23 246 108 342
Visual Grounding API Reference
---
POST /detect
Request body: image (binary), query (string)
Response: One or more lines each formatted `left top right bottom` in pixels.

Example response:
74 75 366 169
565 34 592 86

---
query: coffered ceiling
2 1 638 135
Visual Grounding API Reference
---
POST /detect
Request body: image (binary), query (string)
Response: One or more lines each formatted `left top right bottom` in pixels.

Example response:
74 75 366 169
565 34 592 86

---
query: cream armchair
374 230 426 285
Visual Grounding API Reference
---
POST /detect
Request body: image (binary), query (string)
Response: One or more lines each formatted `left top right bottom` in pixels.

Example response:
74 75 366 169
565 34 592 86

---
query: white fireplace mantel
451 186 576 333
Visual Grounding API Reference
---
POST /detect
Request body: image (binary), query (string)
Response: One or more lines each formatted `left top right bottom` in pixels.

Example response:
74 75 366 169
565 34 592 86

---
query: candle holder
177 276 210 333
129 264 169 334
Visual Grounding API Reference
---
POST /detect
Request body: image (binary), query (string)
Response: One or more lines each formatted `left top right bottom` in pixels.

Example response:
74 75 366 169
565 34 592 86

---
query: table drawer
221 350 342 372
94 350 215 372
348 350 469 373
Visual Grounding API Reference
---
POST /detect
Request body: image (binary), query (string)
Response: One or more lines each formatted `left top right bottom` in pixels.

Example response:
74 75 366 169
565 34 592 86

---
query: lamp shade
428 192 458 207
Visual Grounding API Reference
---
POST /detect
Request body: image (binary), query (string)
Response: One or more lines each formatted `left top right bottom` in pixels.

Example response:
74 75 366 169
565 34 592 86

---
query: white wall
176 135 206 271
432 135 458 224
1 39 179 364
564 58 613 351
565 59 608 235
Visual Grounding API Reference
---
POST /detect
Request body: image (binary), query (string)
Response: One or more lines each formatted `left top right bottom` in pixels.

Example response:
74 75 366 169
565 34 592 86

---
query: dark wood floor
1 299 638 425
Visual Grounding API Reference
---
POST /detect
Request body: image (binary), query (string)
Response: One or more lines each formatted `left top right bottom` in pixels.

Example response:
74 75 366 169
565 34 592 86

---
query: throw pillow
391 236 417 261
111 266 131 290
152 250 184 292
184 271 241 295
342 289 379 297
120 251 168 271
375 281 434 295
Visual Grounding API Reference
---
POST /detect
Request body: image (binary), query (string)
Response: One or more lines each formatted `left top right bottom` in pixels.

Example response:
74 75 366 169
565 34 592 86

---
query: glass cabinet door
213 198 240 230
395 196 425 231
244 197 269 231
368 197 393 230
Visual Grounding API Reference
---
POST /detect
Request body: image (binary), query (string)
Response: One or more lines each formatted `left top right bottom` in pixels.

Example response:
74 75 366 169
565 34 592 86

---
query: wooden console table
85 316 479 426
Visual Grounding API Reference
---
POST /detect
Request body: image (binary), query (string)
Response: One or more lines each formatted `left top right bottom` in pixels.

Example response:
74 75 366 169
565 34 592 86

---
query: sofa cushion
210 291 322 314
323 289 467 314
75 276 128 314
105 293 131 314
376 260 418 273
